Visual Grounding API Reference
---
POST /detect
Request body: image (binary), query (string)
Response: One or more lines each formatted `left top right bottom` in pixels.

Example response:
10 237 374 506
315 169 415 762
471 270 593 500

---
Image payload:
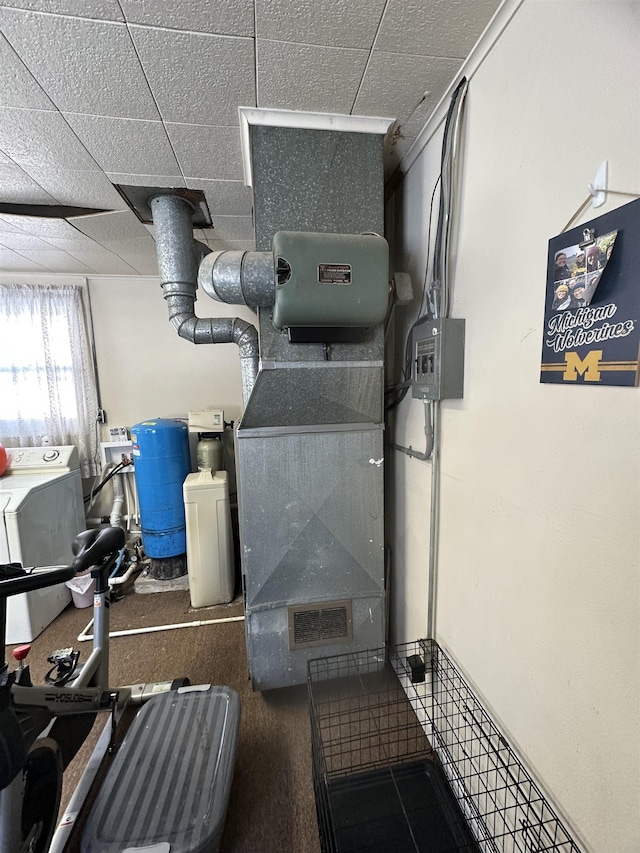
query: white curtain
0 283 99 477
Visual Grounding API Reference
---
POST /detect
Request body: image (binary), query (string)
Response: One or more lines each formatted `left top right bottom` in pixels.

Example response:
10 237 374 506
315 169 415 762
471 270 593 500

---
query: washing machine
0 445 85 644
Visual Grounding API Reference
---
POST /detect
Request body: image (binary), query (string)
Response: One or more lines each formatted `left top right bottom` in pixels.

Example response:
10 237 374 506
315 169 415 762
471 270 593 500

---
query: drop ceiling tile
0 232 57 252
99 237 158 255
0 216 34 234
255 0 386 50
167 124 244 181
38 234 102 253
72 210 151 245
0 1 124 20
64 114 180 175
0 10 159 119
0 217 87 239
0 34 56 110
256 40 368 114
12 248 96 274
205 239 255 251
23 167 127 212
99 237 159 270
353 51 462 135
209 215 253 243
57 244 138 275
128 255 158 275
0 246 48 271
111 249 158 276
129 26 255 125
107 173 186 189
120 0 254 36
185 179 252 215
0 108 100 171
0 161 58 205
376 0 500 58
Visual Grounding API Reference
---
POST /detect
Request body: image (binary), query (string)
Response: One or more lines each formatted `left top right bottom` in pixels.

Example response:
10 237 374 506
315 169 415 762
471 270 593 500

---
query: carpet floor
6 581 321 853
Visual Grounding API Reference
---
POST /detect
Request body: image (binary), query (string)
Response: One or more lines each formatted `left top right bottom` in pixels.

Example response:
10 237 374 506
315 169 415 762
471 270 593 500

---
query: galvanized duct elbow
198 250 275 310
150 193 259 406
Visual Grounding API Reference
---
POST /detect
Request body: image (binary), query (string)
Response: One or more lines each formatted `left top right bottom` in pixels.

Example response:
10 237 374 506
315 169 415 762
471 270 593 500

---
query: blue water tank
131 418 191 559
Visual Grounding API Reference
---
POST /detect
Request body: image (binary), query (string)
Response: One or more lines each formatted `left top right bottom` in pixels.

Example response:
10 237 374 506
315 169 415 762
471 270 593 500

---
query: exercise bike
0 527 240 853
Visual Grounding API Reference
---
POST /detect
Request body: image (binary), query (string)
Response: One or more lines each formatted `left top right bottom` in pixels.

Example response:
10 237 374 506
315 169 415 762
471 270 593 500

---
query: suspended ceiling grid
0 0 501 276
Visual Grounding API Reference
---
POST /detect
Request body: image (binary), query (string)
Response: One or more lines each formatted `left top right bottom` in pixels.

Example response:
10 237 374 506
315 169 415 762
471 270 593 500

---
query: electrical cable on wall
386 76 468 415
385 175 440 413
385 78 469 644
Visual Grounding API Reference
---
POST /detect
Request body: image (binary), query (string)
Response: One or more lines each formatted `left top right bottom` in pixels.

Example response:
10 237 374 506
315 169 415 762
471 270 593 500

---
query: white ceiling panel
166 124 244 181
255 0 387 50
0 1 501 274
0 33 56 110
0 216 81 238
54 244 138 275
256 40 368 113
106 173 186 190
208 215 254 243
0 160 57 205
0 245 48 270
22 167 127 211
120 0 254 37
126 255 159 275
64 114 181 176
0 232 56 252
98 237 159 275
376 0 499 58
0 1 124 21
0 108 100 171
129 26 255 126
354 52 463 138
201 238 256 251
0 214 36 234
185 179 253 216
0 10 159 119
11 248 96 273
72 210 151 244
40 237 98 257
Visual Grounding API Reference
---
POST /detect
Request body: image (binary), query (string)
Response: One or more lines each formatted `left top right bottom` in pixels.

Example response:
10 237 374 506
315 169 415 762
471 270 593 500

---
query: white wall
386 2 639 851
87 276 255 431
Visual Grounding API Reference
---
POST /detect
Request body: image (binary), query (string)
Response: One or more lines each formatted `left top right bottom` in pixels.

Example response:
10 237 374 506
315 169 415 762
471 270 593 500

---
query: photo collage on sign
552 230 618 311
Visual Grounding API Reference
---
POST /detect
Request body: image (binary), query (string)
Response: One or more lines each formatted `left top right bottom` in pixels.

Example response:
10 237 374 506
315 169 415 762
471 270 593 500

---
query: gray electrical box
412 318 465 400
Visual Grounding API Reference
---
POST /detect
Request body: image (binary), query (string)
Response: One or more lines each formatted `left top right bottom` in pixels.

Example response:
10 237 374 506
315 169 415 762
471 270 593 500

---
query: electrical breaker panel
411 318 465 401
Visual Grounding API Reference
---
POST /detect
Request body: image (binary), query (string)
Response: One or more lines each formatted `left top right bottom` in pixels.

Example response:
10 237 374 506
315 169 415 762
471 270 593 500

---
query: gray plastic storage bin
82 685 240 853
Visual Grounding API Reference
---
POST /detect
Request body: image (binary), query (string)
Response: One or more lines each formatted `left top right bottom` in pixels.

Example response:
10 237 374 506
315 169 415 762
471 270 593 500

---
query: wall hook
589 161 608 207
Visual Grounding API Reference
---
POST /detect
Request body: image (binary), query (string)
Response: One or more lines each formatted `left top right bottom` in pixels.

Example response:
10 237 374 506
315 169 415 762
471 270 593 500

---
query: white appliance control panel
6 445 80 473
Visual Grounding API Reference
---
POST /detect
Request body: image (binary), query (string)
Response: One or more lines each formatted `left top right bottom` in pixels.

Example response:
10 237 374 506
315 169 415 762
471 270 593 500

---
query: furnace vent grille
288 600 353 650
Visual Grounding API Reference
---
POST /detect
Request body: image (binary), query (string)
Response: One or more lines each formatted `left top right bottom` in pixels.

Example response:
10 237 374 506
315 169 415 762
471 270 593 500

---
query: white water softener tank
183 469 234 607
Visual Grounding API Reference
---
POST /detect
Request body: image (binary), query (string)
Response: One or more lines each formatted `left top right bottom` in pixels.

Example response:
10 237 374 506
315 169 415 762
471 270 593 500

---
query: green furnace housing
272 231 389 331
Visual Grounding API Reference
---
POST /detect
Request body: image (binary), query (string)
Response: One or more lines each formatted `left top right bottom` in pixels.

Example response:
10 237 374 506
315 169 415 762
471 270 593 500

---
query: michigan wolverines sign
541 199 639 387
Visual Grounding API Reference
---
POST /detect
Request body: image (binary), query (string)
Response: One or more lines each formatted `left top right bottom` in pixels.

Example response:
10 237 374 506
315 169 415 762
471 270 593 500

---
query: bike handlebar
0 527 126 600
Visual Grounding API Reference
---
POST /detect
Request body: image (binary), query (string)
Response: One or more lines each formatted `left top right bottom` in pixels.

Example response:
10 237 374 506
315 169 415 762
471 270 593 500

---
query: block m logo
563 350 603 381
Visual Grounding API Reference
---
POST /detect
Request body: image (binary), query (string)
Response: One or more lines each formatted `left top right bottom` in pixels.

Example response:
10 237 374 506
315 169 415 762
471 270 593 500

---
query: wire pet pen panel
308 641 583 853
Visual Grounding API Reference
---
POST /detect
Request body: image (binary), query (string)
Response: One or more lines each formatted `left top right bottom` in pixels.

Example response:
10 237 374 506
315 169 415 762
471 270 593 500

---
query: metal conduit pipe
198 249 275 309
150 193 260 406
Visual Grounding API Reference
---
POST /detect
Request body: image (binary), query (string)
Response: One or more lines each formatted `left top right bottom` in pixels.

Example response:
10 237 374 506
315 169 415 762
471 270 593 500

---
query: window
0 284 99 477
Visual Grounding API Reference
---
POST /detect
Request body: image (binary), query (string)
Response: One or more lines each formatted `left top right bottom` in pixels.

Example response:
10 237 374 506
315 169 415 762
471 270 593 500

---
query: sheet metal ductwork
150 193 259 406
198 250 275 309
151 122 391 691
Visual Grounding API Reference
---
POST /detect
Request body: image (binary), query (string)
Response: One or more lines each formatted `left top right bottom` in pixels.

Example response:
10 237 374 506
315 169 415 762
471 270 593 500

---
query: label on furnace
318 263 351 284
